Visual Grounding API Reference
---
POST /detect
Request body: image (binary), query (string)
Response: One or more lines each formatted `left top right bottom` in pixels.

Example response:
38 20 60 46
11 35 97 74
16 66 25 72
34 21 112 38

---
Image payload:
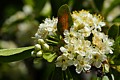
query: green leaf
108 24 119 39
110 36 120 65
43 53 57 62
113 36 120 55
0 46 34 63
57 4 73 36
0 46 34 56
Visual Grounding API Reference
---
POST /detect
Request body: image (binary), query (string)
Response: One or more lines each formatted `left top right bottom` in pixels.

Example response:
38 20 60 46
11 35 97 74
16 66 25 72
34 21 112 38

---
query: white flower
60 44 75 60
73 40 85 56
57 10 114 72
35 18 58 39
101 35 114 54
91 51 107 68
33 9 114 74
73 38 92 57
74 55 91 74
56 54 73 70
35 27 48 39
92 29 114 54
63 28 78 44
92 30 104 49
72 10 93 27
44 18 58 35
92 15 105 31
78 26 92 37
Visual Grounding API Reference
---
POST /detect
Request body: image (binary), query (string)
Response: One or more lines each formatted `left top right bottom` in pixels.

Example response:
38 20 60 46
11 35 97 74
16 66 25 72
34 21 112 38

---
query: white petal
77 55 82 60
101 55 107 61
56 62 62 67
67 60 73 66
99 22 105 26
110 49 113 54
60 47 67 52
64 30 69 36
76 67 83 74
56 56 63 61
94 61 102 68
64 38 69 43
68 54 74 60
84 64 91 70
74 60 79 66
62 65 67 70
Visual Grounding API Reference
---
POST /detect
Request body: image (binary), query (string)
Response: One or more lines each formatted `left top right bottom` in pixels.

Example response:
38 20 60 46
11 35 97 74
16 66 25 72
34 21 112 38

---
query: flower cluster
32 10 114 74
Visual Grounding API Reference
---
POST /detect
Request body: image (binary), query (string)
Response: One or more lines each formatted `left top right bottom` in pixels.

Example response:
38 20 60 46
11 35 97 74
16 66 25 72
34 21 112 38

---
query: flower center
80 60 85 65
93 54 99 60
62 59 66 63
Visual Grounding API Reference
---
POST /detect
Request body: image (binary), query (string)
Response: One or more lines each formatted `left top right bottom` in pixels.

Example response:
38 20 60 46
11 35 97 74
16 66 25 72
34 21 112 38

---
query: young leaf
0 46 34 63
108 24 119 39
43 53 57 62
57 4 73 36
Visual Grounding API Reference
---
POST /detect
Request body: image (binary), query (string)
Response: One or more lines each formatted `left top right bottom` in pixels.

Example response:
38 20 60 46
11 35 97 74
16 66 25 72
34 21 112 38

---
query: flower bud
36 50 42 57
43 43 49 51
38 39 45 44
35 44 41 50
31 51 36 57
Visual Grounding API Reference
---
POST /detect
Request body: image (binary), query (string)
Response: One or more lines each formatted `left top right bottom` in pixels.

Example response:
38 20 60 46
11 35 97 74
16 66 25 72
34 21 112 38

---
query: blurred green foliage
0 0 120 80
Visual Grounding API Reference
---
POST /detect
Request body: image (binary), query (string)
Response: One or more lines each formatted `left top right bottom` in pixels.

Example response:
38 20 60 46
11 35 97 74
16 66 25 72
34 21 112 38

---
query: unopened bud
36 50 42 57
43 43 49 50
38 39 45 44
31 51 36 57
35 44 41 50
